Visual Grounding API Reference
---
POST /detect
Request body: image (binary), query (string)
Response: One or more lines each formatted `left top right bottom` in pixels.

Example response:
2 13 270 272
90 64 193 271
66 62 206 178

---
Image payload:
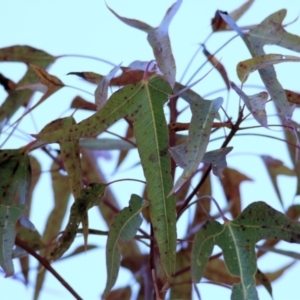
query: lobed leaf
192 201 300 300
231 82 268 128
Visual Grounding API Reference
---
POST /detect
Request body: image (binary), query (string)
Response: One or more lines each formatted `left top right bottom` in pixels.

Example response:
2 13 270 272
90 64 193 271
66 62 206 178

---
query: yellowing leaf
237 54 300 83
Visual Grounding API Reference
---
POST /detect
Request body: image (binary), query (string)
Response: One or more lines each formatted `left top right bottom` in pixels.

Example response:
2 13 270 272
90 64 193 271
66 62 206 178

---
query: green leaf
103 194 145 298
48 183 106 262
0 204 26 277
107 0 182 88
36 76 177 279
40 117 83 198
0 45 55 125
170 96 223 192
192 201 300 300
79 138 135 151
0 149 34 230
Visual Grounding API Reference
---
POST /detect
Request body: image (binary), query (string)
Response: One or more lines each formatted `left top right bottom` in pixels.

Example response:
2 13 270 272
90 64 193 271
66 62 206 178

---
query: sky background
1 0 300 299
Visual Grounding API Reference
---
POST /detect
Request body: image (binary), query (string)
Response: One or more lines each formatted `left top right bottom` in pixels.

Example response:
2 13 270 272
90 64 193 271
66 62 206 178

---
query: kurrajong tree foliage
1 0 300 299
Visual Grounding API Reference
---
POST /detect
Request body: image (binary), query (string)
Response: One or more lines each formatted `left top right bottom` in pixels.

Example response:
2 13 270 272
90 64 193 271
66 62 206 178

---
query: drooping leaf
15 64 64 123
170 96 223 193
237 54 300 83
285 89 300 105
257 245 300 260
192 201 300 300
39 116 83 198
107 0 182 88
261 155 295 208
0 149 34 230
70 95 97 111
95 64 121 110
105 286 132 300
170 248 192 300
68 71 103 84
115 124 135 169
80 137 135 151
244 10 300 119
36 76 177 279
34 158 71 300
103 194 145 298
48 183 106 262
211 0 254 32
0 204 26 277
0 73 16 92
0 46 55 125
191 170 212 227
80 149 141 261
281 121 300 195
231 82 268 128
222 168 252 218
221 10 299 120
202 45 230 90
17 155 41 284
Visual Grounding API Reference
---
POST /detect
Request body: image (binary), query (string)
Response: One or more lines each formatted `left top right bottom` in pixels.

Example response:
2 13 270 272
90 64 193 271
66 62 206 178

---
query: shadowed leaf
34 158 71 300
0 204 26 277
261 155 295 207
222 168 252 218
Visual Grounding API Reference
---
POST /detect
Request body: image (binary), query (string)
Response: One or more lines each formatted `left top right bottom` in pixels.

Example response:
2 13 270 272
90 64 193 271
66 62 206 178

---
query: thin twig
15 237 83 300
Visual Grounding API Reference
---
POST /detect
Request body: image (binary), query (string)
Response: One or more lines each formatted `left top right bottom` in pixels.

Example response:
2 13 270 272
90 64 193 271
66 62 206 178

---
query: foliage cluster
1 1 300 299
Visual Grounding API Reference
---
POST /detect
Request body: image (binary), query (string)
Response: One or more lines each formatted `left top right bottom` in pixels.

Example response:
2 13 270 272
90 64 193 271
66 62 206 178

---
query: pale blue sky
1 1 300 299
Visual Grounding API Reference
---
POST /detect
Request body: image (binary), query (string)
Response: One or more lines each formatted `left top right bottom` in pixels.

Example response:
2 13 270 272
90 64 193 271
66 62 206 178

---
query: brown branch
15 237 83 300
